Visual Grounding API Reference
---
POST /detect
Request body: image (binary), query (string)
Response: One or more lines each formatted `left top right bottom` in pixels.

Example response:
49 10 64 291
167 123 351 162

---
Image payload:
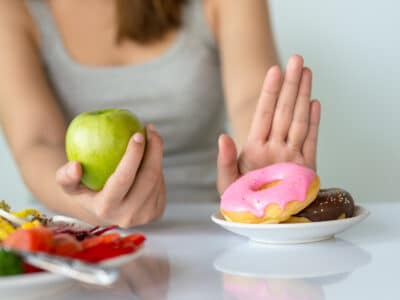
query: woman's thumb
56 161 83 194
217 134 239 194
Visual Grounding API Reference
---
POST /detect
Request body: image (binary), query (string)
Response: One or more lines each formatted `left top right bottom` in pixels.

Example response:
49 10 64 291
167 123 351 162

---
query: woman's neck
44 0 180 67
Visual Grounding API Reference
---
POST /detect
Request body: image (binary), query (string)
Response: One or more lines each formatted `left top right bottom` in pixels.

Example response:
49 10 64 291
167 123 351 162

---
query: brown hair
116 0 186 44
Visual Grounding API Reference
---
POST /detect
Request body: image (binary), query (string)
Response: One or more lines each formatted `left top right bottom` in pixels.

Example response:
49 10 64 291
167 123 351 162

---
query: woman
0 0 320 227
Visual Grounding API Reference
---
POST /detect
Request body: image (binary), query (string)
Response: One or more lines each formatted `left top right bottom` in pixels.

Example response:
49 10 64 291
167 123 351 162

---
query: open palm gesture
218 55 321 194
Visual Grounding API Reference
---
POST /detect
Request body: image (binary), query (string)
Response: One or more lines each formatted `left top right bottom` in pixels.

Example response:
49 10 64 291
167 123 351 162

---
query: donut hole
258 180 281 191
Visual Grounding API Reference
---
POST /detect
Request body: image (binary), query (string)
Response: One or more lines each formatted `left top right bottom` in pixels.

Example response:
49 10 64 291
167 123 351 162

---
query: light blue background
0 0 398 209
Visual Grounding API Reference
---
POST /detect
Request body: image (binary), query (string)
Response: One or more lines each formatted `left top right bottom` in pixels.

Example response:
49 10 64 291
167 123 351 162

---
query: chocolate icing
294 188 355 222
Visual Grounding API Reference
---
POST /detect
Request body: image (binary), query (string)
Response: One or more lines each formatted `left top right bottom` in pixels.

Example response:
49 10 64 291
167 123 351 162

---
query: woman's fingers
156 178 167 219
120 175 164 228
119 126 165 227
138 176 165 225
217 134 239 194
302 100 321 170
132 125 164 188
248 66 281 142
99 131 146 213
270 55 304 141
287 67 312 150
56 161 85 194
152 177 166 221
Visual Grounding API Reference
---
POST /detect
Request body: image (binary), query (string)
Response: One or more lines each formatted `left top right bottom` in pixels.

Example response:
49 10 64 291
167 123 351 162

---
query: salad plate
0 214 145 296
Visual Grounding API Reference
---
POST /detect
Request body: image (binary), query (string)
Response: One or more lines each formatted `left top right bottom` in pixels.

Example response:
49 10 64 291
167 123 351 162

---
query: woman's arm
0 1 85 217
214 0 279 148
0 1 165 227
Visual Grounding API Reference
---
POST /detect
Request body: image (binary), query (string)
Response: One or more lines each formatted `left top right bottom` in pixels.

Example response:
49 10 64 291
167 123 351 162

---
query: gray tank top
26 0 225 202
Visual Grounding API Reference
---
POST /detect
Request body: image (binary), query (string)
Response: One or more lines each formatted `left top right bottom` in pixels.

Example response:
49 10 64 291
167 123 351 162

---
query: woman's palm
217 55 321 194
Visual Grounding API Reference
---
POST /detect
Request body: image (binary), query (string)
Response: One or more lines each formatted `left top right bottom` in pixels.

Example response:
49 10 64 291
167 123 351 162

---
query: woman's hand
218 55 321 194
55 125 166 228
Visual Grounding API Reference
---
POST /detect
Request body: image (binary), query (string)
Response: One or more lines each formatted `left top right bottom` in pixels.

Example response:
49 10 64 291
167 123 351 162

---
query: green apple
65 109 145 191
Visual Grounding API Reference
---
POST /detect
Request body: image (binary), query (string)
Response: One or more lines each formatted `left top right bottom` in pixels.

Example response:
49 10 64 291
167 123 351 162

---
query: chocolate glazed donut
290 188 355 222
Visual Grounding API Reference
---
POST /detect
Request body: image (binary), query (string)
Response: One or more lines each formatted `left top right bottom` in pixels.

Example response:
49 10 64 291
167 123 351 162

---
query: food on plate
2 228 145 263
0 200 146 277
66 108 146 191
0 200 10 212
0 249 24 276
3 227 53 252
0 205 42 240
220 163 320 223
219 163 358 225
52 233 83 256
74 232 145 263
0 217 15 240
285 188 355 223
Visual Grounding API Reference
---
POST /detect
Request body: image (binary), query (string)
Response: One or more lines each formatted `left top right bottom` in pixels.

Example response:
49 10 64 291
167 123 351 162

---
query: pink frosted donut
220 162 320 223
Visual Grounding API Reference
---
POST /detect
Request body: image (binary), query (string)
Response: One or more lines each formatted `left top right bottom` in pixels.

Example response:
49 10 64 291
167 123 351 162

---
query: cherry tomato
52 233 82 257
121 233 146 248
3 227 53 252
81 233 120 250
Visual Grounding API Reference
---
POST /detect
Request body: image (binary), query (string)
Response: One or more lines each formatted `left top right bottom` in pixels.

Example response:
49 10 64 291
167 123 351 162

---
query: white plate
0 217 145 297
211 205 369 244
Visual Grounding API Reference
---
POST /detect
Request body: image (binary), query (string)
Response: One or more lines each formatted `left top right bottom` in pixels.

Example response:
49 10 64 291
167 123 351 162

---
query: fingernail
218 134 225 148
146 124 157 142
268 65 280 76
288 54 303 69
133 132 144 144
147 124 156 132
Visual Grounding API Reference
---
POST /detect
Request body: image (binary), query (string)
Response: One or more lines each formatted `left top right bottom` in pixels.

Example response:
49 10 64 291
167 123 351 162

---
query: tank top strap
182 0 217 50
25 0 63 55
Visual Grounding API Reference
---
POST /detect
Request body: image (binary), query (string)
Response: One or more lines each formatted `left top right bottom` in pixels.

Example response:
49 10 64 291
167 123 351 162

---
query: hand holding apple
56 110 166 228
65 109 146 191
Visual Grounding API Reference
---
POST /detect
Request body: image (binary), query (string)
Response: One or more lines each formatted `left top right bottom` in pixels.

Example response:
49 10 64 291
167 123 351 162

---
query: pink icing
220 162 316 217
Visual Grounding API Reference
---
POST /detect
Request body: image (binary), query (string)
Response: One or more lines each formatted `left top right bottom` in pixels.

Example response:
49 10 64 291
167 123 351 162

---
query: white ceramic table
4 201 399 300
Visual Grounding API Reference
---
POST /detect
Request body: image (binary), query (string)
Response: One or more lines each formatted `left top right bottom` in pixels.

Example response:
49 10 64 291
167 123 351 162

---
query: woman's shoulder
182 0 219 48
185 0 250 43
0 0 39 45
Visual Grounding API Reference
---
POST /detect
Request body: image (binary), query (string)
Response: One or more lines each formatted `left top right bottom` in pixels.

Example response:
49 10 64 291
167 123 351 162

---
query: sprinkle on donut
293 188 355 222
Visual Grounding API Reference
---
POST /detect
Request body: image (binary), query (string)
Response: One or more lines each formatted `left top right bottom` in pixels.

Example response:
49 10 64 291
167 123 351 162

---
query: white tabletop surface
3 201 399 300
